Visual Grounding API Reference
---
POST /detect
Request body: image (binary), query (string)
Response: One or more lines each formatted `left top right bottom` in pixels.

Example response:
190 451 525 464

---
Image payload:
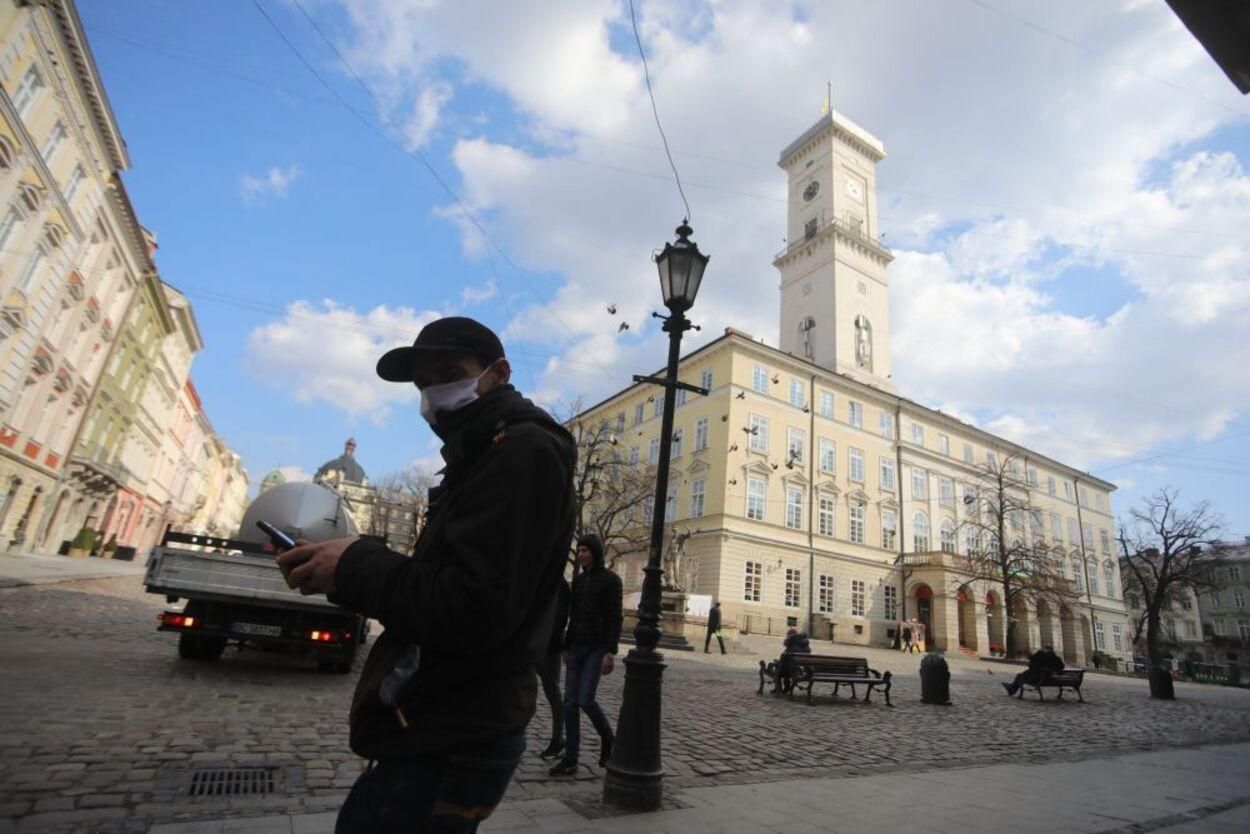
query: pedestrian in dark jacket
774 628 811 693
1003 646 1065 695
548 533 622 776
276 317 575 832
537 575 571 759
704 601 725 654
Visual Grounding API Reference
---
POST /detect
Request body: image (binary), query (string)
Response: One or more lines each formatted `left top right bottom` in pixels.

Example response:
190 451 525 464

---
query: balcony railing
774 215 893 262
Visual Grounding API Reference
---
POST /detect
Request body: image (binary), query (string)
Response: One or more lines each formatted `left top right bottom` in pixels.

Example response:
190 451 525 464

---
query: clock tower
774 110 894 391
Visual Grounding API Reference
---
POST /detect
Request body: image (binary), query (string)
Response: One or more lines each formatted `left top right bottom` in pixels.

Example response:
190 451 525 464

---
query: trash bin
920 652 951 705
1148 665 1175 699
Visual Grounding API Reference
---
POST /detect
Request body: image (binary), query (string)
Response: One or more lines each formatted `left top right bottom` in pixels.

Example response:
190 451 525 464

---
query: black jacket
783 632 812 655
706 606 721 633
565 565 623 654
331 386 575 758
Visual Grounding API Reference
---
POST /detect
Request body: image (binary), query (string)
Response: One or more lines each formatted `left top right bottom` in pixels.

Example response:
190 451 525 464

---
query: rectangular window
1096 493 1107 512
818 391 834 418
912 467 927 499
64 165 86 203
675 388 686 407
849 447 865 482
748 413 768 453
882 511 897 550
787 427 806 465
819 438 836 474
785 568 801 608
648 437 660 465
883 586 898 621
911 422 924 445
818 496 835 536
1112 624 1123 652
653 395 663 418
1080 486 1090 507
1234 591 1246 609
1100 529 1111 554
1063 481 1073 500
0 209 20 254
789 378 805 408
938 434 950 456
690 479 705 517
634 403 644 425
962 442 974 463
1094 621 1106 650
1229 566 1242 581
629 446 640 466
752 364 769 393
665 488 677 521
849 501 865 544
986 451 998 471
615 413 625 432
1072 562 1084 593
1047 475 1056 496
700 369 713 391
744 561 762 602
18 247 46 291
1067 518 1079 544
1082 522 1093 549
938 477 954 508
14 64 44 116
746 477 766 521
818 574 835 614
40 120 67 163
785 487 803 530
1027 468 1039 487
880 457 896 492
1087 562 1100 596
851 580 865 616
848 401 863 428
879 411 894 439
694 417 709 452
671 428 683 458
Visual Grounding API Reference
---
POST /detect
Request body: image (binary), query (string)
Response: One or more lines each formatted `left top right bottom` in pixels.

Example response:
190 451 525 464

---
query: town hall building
576 109 1131 667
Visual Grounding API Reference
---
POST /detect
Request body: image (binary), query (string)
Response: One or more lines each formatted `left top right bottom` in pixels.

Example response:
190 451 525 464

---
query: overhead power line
627 0 691 222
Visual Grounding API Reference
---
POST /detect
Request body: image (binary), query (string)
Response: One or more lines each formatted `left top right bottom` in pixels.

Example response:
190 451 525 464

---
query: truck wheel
178 633 202 660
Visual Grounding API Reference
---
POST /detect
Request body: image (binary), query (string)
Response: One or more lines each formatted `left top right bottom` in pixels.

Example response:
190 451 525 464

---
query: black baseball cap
376 316 505 383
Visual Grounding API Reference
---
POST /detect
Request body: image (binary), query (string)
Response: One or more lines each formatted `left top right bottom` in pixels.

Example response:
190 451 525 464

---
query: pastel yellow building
578 110 1131 667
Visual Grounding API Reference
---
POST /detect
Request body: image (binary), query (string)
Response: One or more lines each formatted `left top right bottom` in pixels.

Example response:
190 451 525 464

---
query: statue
663 527 698 591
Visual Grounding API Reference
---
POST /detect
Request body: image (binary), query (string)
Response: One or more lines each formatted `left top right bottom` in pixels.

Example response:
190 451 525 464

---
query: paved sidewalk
149 741 1250 833
0 551 145 588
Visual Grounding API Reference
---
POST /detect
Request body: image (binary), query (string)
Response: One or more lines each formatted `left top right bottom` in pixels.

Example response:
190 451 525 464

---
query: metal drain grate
188 766 278 797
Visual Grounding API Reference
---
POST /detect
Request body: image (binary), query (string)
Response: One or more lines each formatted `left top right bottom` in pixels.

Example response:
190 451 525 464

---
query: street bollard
920 652 951 705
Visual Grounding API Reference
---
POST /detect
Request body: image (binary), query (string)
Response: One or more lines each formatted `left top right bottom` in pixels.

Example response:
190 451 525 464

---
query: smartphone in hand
256 520 297 551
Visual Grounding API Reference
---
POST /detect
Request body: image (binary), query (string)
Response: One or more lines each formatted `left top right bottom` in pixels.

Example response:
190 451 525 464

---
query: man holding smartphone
277 316 575 833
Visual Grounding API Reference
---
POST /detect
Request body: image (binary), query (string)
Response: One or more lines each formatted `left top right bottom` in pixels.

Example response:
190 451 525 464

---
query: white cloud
320 0 1250 479
240 164 303 203
277 465 311 483
460 278 498 305
402 81 453 149
244 300 440 423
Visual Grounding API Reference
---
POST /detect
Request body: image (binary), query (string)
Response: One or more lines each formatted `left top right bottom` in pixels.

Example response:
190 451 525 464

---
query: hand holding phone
257 520 297 551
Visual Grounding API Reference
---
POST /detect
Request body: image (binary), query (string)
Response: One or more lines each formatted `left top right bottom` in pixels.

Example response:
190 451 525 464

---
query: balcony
774 215 893 263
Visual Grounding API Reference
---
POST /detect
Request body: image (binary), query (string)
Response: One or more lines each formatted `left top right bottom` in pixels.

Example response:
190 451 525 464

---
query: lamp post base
602 646 666 810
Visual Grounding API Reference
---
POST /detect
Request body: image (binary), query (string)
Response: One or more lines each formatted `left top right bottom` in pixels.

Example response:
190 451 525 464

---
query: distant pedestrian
1091 651 1103 671
549 534 621 776
705 601 726 654
901 622 914 653
537 574 571 759
913 622 926 653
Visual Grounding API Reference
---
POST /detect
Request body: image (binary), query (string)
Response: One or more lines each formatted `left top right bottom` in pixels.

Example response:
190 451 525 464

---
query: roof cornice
46 0 130 171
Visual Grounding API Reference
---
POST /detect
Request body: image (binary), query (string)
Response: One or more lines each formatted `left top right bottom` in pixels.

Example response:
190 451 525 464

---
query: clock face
844 177 864 202
802 180 820 201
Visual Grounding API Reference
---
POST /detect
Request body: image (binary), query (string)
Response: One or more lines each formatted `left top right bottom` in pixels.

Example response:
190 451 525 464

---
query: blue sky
77 0 1250 537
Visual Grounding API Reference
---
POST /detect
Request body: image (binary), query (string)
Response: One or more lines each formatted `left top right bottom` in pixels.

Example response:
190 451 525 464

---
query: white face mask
419 368 489 426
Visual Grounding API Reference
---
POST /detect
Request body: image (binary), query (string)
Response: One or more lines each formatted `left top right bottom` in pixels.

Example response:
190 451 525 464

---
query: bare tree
562 400 656 569
369 465 438 555
956 453 1077 655
1118 488 1226 665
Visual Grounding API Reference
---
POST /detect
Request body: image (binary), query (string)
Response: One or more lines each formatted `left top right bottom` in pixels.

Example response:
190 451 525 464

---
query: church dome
259 469 287 495
314 438 367 485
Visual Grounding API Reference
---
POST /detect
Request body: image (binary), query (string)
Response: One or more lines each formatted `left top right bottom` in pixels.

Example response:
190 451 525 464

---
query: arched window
940 518 956 553
854 315 873 371
912 511 930 552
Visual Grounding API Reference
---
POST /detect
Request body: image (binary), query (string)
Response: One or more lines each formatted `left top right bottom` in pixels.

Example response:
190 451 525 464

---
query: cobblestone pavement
3 576 1250 832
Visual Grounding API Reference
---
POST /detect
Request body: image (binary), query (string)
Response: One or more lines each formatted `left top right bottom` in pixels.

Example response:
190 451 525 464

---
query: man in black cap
548 533 621 777
277 316 575 832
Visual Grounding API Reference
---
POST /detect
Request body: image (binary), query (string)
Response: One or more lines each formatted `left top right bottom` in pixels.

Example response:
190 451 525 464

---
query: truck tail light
159 613 196 628
309 630 339 643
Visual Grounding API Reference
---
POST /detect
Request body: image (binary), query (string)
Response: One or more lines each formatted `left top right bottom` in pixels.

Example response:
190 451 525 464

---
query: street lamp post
603 221 709 811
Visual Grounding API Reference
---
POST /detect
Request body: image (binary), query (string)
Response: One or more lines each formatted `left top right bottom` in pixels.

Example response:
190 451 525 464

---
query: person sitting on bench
774 629 812 692
1003 645 1064 696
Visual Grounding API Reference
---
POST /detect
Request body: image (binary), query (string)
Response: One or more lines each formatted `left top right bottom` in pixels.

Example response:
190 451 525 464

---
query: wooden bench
1018 667 1085 702
759 654 892 706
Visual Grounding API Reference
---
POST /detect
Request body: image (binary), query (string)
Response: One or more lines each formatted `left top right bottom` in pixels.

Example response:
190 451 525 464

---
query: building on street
576 109 1131 667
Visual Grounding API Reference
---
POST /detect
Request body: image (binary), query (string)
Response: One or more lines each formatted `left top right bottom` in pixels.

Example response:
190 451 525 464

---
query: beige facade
580 111 1131 667
0 2 246 556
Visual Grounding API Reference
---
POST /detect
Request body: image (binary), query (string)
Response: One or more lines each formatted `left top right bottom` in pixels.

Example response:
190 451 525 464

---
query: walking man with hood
276 316 575 832
548 533 622 776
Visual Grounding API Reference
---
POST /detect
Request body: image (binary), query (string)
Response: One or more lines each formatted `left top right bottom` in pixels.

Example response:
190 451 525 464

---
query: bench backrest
1041 668 1084 684
790 654 871 676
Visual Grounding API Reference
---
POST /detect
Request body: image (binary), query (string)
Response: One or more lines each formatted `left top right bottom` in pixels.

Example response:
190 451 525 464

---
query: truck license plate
234 622 282 637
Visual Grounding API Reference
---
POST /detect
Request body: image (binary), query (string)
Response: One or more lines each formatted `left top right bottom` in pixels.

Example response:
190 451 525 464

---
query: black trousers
704 630 725 653
537 650 563 744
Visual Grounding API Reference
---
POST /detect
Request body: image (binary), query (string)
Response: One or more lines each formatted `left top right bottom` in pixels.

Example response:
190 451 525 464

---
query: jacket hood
577 532 605 568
